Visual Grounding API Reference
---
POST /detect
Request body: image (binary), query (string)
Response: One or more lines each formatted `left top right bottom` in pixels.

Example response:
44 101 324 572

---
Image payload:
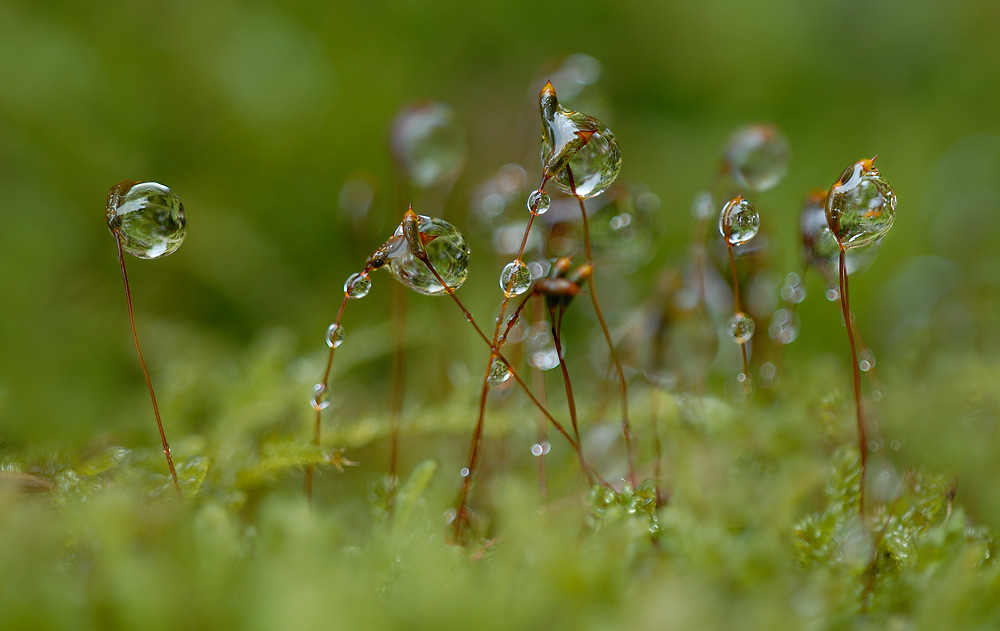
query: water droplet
825 287 840 302
719 195 760 245
724 124 790 192
487 356 512 387
758 361 778 388
311 383 330 411
106 181 186 259
768 308 800 345
727 311 756 344
780 272 807 304
527 190 551 215
539 82 621 198
825 158 897 248
500 260 532 296
390 101 466 189
385 214 470 295
344 272 371 299
460 467 471 478
890 439 902 451
858 348 876 372
801 189 880 284
325 323 345 348
530 441 551 457
691 190 713 220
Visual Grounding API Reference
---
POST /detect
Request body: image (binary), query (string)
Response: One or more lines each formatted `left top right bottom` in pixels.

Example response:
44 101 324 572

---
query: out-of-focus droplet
325 323 345 348
719 195 760 245
487 356 512 387
527 189 551 215
539 82 620 198
311 383 331 411
385 215 470 295
344 272 372 299
825 287 840 302
768 308 800 344
527 323 560 371
825 158 897 248
500 260 532 296
530 441 551 457
780 272 807 304
691 190 713 220
724 124 790 192
727 311 755 344
858 348 876 372
758 361 778 389
588 183 664 271
106 181 186 259
390 101 466 190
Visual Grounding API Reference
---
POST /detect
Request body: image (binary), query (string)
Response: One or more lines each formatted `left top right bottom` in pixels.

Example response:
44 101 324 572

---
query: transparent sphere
487 356 512 387
390 101 466 190
500 260 532 296
825 158 897 248
311 383 331 411
527 190 551 215
344 272 371 299
719 195 760 245
386 215 470 296
106 181 186 259
539 82 621 199
801 189 879 284
325 323 345 348
724 124 790 192
727 311 755 344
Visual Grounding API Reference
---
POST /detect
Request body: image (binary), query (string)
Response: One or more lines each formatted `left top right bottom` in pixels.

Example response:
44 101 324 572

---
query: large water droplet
825 158 897 248
527 189 551 215
344 272 371 299
311 383 331 411
801 189 880 284
326 323 345 348
487 357 512 387
385 214 470 295
390 101 466 190
724 124 790 192
727 311 755 344
500 260 532 296
539 82 621 199
106 181 186 259
719 195 760 245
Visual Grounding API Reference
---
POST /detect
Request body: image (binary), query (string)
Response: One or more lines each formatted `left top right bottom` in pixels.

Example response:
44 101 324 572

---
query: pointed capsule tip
404 204 418 219
541 80 556 97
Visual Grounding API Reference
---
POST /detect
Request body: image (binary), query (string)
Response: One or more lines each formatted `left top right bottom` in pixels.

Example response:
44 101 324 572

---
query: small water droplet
385 214 470 295
758 361 778 388
727 311 756 344
768 308 800 345
500 260 532 296
871 388 884 402
539 82 620 198
724 124 790 192
826 158 896 249
106 181 186 259
825 287 840 302
487 356 512 387
890 439 902 451
719 195 760 245
344 272 372 299
527 190 551 215
325 323 345 348
530 441 551 457
858 348 876 372
311 383 331 411
460 467 471 478
390 101 466 189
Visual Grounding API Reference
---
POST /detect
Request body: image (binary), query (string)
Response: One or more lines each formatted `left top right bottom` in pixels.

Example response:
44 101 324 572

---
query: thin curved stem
727 244 751 381
115 234 181 496
839 247 867 514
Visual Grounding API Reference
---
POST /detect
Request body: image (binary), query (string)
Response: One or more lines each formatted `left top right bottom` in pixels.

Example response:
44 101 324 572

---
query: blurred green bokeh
1 0 999 484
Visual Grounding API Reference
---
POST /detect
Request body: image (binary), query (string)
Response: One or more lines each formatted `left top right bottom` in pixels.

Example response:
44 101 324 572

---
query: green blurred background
1 0 998 473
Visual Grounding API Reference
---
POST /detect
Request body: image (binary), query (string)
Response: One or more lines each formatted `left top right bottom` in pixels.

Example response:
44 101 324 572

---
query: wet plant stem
727 244 751 380
115 234 182 496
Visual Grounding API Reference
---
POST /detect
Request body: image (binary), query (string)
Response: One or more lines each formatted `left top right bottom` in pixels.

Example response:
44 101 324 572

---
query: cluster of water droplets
390 101 466 190
106 181 187 259
525 321 560 371
768 308 800 345
539 81 621 199
825 158 897 249
723 124 791 192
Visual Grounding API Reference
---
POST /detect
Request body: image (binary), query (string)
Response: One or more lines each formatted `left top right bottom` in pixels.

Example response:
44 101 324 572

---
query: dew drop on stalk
539 81 621 198
825 157 897 248
385 215 470 295
390 101 466 190
486 356 512 387
325 323 345 348
311 383 331 411
500 260 532 296
719 195 759 245
724 124 790 192
527 190 551 215
344 272 371 299
106 181 186 259
727 311 755 344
